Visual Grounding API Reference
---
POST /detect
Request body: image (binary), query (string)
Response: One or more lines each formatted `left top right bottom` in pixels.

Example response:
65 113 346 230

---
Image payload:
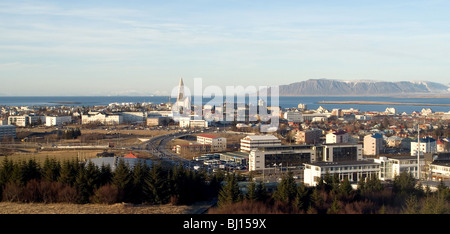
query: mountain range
277 79 450 96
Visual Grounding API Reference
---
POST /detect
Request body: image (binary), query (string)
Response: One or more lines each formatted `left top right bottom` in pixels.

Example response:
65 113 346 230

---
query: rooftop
243 135 279 141
197 134 219 139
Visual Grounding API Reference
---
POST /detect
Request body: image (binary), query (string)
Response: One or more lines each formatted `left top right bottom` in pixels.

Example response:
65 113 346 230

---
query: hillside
277 79 450 96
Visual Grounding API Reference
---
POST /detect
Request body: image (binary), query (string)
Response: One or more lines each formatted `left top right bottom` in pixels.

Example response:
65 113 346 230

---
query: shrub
91 184 119 204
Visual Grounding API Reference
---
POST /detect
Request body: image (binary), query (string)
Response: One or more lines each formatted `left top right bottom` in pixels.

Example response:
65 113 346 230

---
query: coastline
317 101 450 107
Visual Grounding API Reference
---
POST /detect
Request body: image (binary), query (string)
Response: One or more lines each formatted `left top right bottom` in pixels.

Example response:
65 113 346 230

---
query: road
143 130 208 169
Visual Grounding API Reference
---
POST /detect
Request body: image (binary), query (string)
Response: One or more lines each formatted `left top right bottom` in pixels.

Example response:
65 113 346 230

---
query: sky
1 0 450 96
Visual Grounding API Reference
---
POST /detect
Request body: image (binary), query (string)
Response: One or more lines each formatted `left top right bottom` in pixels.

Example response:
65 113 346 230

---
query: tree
144 162 169 204
293 183 310 212
130 160 150 203
58 159 79 186
42 157 61 182
111 159 131 202
217 173 242 208
273 171 297 205
393 171 417 195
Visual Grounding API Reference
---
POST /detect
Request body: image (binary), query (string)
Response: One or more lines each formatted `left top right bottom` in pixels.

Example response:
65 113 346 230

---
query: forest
1 156 450 214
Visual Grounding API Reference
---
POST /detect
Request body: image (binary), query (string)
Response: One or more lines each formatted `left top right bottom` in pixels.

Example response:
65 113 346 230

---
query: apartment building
240 135 282 153
364 133 383 156
411 136 437 156
8 115 42 127
45 116 72 126
295 129 322 144
197 134 227 152
326 130 349 144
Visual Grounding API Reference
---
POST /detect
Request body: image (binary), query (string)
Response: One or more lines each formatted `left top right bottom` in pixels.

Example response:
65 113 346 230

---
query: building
326 130 349 144
240 135 282 153
0 125 16 140
249 144 317 172
295 129 322 144
219 152 249 165
411 136 437 156
363 133 383 156
45 116 72 126
429 161 450 181
303 160 380 186
121 112 146 123
146 116 170 126
179 117 208 128
8 115 42 127
283 111 303 123
197 134 227 152
321 144 363 162
374 156 424 181
81 112 123 125
176 143 211 155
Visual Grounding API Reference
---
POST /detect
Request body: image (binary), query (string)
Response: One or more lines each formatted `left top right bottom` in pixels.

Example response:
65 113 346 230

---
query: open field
0 201 214 214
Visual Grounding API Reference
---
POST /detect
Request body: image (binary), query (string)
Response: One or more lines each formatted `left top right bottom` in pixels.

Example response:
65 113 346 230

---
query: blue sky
1 0 450 96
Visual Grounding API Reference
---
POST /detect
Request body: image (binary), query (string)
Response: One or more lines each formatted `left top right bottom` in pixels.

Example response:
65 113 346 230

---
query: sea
0 96 449 114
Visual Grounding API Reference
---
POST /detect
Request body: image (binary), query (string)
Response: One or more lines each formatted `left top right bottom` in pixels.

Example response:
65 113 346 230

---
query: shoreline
317 101 450 107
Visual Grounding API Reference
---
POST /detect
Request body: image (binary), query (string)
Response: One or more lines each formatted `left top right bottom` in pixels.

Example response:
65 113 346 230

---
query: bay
0 96 449 114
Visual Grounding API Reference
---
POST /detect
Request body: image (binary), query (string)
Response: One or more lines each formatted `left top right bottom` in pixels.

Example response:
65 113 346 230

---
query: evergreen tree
42 157 61 182
246 180 258 201
58 159 79 186
217 173 242 208
111 159 131 202
273 171 297 205
144 162 168 204
130 160 150 203
0 157 14 186
293 183 309 211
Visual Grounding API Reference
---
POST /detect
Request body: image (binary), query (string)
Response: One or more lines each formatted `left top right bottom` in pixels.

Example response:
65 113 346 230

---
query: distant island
317 100 450 107
49 101 81 104
277 79 450 96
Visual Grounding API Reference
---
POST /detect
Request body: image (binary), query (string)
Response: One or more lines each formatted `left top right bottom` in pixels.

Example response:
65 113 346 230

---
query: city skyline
1 0 450 96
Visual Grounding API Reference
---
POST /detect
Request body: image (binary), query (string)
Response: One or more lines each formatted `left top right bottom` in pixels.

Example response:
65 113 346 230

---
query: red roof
197 134 219 139
124 152 138 158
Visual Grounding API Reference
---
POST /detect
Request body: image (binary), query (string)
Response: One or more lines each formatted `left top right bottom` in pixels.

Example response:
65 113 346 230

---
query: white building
45 116 72 126
363 133 383 156
249 145 317 172
8 115 42 127
411 137 437 156
374 156 424 181
240 135 281 153
81 112 123 125
283 111 303 123
0 125 16 140
326 130 349 144
303 161 380 186
197 134 227 152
